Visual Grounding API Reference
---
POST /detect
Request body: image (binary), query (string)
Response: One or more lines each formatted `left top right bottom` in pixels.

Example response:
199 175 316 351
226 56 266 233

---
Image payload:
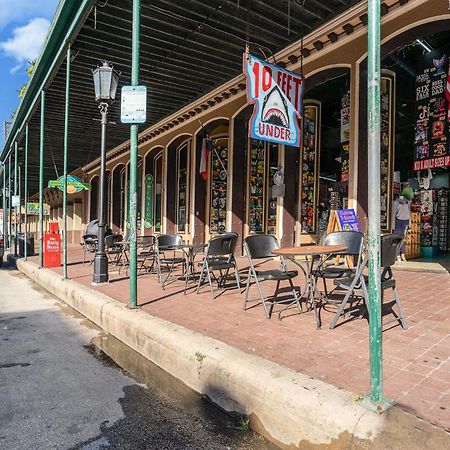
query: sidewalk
22 246 450 435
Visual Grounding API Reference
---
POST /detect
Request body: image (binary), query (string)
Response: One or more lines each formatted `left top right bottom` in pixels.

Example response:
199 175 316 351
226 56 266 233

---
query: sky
0 0 59 145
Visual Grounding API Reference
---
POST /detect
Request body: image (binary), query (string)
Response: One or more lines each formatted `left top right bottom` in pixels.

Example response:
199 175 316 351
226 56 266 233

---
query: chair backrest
244 234 279 260
207 232 238 257
156 234 183 250
82 234 97 243
322 231 364 256
105 234 122 247
381 233 403 268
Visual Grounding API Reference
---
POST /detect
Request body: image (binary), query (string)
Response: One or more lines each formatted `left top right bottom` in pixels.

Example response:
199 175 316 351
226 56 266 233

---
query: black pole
93 103 109 284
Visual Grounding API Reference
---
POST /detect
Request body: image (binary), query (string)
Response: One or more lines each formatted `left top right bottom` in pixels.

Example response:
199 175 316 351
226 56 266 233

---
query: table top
172 243 207 250
272 245 348 256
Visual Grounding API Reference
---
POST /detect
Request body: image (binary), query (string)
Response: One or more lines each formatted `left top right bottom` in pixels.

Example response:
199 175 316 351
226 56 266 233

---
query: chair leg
243 272 252 310
196 264 206 293
234 265 241 291
205 263 215 300
393 286 408 330
330 289 354 329
254 277 270 319
288 277 302 312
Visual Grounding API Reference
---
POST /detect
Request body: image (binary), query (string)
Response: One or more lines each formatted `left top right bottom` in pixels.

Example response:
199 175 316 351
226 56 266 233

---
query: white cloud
0 18 50 72
0 0 58 29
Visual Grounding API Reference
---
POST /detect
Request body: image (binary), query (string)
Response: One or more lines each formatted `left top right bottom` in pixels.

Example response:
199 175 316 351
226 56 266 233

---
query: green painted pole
2 163 7 251
24 124 28 261
63 45 71 279
363 0 391 413
39 91 45 269
128 0 140 309
14 142 18 255
8 154 11 252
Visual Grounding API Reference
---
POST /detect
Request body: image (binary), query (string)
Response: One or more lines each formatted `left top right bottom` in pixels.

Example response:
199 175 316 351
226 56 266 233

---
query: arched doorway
144 146 164 235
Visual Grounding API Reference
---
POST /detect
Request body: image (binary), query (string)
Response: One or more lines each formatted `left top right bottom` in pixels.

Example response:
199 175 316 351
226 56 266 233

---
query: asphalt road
0 266 275 450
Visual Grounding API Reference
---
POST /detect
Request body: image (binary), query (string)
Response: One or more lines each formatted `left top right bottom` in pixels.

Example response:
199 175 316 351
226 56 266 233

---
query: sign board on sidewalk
336 209 360 232
144 174 153 228
243 52 304 147
11 195 20 208
121 86 147 124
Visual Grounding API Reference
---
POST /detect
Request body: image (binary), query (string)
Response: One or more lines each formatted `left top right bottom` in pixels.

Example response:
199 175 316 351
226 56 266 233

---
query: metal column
14 142 18 255
2 163 7 251
363 0 391 413
8 154 11 252
63 45 71 279
128 0 141 309
39 91 45 268
24 124 29 261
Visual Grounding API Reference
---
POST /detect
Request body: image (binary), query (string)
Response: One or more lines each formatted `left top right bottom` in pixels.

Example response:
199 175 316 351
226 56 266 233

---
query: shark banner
244 52 304 147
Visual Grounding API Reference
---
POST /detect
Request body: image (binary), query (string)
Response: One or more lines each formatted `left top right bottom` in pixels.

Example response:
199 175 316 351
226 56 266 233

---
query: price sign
121 86 147 124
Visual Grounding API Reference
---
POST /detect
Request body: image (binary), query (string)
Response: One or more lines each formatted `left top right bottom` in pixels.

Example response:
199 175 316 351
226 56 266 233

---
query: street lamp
92 61 120 284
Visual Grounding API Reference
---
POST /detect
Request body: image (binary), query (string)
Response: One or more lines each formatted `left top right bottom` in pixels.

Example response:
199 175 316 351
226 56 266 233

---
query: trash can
18 233 35 257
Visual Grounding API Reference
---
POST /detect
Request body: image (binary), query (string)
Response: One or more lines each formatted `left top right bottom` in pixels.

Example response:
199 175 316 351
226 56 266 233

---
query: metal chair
243 234 302 319
330 234 408 330
156 234 185 289
196 232 241 299
105 234 123 265
81 234 98 266
312 231 365 297
136 236 156 274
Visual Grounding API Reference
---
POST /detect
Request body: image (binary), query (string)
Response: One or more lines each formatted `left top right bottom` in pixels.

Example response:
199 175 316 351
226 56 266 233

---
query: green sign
27 202 50 215
144 174 153 228
48 175 91 193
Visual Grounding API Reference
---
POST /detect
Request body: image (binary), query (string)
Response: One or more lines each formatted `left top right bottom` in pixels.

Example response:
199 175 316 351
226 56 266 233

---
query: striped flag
199 135 212 180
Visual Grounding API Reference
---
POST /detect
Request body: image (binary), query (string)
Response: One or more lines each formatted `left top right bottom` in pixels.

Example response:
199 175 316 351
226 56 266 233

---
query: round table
172 243 207 293
272 245 347 328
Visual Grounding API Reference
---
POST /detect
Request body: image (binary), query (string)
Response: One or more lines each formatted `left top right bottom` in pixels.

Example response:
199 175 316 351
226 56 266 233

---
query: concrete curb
16 259 450 449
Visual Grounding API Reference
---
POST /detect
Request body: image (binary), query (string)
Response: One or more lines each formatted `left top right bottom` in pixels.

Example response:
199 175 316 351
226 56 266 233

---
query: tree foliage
18 59 37 98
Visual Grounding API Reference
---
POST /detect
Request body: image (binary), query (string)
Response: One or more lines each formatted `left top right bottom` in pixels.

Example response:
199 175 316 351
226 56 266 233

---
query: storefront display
266 143 279 235
419 190 438 250
247 139 266 233
209 139 228 234
380 72 395 231
413 54 450 171
300 103 320 234
437 189 450 252
176 144 189 233
340 91 350 182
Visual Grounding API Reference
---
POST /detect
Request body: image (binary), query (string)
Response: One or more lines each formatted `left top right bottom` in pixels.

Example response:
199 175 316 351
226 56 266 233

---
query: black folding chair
136 236 156 274
196 232 241 299
330 234 408 330
156 234 185 289
105 234 123 265
243 234 302 319
81 234 98 266
312 231 365 297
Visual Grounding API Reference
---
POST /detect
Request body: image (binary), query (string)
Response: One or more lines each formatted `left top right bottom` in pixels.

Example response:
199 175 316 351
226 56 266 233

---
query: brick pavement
29 247 450 432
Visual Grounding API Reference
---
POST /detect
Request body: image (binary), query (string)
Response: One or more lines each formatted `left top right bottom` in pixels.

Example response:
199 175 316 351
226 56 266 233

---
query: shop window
300 103 320 235
247 139 279 235
176 143 190 233
120 167 126 231
154 152 163 233
209 137 228 234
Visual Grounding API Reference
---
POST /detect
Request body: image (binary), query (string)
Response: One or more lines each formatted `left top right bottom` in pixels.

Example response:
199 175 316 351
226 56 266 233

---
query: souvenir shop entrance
380 22 450 269
298 68 351 243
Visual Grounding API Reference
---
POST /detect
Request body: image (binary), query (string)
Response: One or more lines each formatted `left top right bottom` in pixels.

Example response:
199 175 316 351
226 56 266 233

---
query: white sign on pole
120 86 147 124
11 195 20 208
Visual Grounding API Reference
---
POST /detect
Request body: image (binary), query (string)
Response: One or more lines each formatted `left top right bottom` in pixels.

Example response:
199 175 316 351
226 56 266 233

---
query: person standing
393 187 414 261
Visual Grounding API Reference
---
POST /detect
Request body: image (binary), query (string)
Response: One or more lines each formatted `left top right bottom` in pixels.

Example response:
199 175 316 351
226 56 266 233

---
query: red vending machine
43 222 61 268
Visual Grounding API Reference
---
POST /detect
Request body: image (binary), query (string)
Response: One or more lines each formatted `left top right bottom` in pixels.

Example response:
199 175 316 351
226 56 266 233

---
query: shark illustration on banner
243 52 304 147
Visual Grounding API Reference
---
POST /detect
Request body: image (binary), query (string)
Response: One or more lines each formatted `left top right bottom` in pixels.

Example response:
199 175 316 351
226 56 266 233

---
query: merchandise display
436 189 450 251
248 139 266 233
405 211 421 259
300 103 319 233
209 141 228 234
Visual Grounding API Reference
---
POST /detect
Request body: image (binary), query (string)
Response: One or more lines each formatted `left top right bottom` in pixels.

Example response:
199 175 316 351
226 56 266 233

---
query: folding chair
196 233 241 300
312 231 364 297
136 236 156 274
156 234 185 289
243 234 302 319
81 234 97 266
330 234 408 330
105 234 123 265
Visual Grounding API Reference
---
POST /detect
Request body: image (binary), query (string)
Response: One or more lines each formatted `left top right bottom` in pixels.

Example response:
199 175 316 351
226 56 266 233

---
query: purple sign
336 209 360 232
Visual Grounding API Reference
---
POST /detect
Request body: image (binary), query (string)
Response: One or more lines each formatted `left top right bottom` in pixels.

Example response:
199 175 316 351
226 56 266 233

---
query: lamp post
92 61 120 284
